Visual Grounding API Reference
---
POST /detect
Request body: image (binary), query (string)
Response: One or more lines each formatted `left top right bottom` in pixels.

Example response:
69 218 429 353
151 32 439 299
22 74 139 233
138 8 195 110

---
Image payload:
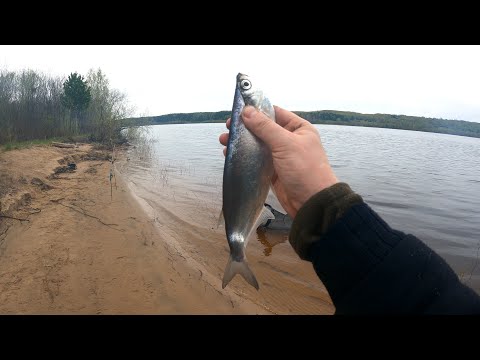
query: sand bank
0 144 333 314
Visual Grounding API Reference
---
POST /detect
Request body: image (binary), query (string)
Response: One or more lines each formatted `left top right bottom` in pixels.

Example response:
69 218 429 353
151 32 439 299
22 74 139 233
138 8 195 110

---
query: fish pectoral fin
216 209 224 229
244 205 276 246
222 255 259 290
254 205 276 230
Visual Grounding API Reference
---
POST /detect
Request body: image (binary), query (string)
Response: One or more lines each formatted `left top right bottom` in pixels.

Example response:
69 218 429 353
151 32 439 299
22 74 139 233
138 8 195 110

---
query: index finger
274 105 308 132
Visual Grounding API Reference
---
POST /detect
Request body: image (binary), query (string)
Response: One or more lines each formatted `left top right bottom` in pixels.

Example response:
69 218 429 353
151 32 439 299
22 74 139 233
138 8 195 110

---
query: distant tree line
0 68 131 145
295 110 480 138
121 111 231 127
122 110 480 139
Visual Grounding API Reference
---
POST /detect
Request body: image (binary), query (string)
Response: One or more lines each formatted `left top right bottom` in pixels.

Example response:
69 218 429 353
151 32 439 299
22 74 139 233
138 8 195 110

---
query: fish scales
221 73 276 290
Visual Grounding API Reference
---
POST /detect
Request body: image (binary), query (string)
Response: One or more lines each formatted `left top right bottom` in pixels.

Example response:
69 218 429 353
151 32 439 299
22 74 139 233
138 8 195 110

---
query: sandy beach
0 144 334 314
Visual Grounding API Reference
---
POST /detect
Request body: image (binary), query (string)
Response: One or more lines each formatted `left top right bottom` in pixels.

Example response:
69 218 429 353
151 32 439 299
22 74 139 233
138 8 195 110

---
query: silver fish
221 73 276 290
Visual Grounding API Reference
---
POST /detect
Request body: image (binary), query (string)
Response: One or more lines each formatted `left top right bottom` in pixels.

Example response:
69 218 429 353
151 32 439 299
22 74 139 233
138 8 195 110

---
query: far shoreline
121 109 480 140
123 121 480 141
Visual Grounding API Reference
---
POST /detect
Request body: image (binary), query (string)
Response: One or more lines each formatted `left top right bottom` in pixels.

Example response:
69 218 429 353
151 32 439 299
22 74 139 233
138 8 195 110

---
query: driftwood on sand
51 142 76 149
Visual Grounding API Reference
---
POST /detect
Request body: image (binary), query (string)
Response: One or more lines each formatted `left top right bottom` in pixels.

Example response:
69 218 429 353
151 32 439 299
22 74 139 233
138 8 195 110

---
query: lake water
120 123 480 310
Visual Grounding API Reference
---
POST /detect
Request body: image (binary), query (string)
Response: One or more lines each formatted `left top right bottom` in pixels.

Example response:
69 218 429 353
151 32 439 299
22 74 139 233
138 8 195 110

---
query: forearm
289 183 480 314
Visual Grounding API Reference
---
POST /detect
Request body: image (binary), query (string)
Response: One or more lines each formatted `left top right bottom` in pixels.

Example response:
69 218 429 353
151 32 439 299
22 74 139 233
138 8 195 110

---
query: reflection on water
256 228 289 256
122 123 480 293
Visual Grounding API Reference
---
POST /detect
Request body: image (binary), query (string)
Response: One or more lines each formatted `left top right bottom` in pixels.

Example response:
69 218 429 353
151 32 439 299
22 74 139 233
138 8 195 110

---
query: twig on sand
55 202 124 232
0 215 30 222
0 225 9 239
52 142 75 148
109 144 117 200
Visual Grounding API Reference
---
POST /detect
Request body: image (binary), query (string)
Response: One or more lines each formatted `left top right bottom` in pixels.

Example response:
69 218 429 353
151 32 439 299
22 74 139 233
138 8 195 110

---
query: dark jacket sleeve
289 183 480 314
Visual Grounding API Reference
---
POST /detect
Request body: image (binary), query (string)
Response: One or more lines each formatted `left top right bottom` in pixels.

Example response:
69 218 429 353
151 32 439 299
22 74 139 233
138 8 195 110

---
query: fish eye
241 79 251 90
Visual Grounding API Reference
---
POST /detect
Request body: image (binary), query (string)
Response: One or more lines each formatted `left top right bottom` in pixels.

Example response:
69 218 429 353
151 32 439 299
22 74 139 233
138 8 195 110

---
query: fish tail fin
222 255 259 290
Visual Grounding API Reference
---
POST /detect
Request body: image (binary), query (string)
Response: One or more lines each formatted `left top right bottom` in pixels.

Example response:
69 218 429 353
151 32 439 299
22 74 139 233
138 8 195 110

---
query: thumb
242 106 290 148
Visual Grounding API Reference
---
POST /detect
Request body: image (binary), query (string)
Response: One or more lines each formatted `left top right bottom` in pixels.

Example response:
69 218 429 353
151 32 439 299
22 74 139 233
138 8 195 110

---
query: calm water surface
122 124 480 292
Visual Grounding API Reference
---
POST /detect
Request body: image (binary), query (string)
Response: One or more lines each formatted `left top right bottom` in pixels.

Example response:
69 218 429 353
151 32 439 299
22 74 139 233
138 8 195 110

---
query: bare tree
0 67 131 145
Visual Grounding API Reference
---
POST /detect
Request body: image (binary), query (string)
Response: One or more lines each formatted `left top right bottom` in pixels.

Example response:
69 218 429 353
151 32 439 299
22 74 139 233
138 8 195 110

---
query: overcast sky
1 45 479 122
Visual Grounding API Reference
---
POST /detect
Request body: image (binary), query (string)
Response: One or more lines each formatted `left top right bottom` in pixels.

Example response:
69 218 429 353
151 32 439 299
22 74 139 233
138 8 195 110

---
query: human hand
219 105 338 218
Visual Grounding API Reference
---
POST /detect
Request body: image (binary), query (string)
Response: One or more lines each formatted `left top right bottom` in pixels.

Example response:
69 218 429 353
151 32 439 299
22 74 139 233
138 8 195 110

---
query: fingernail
242 106 256 118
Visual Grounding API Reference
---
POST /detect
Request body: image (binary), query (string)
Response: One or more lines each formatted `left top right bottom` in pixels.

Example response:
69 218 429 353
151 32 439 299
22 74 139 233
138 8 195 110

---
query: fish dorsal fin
245 205 275 246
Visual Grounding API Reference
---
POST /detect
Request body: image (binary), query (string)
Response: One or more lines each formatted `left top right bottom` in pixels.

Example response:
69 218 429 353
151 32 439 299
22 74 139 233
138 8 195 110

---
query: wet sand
0 144 334 314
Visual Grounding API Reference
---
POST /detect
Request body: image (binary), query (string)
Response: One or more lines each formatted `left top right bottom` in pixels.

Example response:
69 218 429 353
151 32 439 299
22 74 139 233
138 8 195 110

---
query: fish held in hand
221 73 276 290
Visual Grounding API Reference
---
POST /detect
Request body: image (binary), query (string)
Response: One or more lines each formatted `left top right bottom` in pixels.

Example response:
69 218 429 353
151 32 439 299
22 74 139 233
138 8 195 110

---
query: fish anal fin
216 209 224 229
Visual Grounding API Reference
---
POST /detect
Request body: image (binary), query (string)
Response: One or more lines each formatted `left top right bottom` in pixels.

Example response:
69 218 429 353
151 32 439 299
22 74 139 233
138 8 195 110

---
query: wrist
289 182 364 260
292 171 339 217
